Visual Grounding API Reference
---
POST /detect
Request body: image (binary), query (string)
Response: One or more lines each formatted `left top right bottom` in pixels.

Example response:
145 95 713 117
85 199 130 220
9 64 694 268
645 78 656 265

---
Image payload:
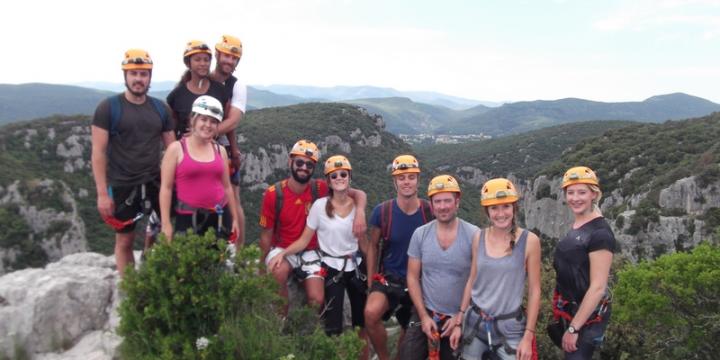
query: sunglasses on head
122 57 153 65
196 103 223 116
330 171 349 180
395 162 418 170
186 44 210 52
294 159 315 169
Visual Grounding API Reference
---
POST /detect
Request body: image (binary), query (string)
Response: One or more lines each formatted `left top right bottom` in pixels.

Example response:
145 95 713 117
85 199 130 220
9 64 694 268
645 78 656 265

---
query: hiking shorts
369 273 413 329
266 248 323 280
109 180 160 233
399 308 456 360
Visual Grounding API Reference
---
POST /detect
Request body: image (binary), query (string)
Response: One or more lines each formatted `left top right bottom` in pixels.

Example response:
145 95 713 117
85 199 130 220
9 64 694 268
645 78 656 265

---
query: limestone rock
0 252 118 359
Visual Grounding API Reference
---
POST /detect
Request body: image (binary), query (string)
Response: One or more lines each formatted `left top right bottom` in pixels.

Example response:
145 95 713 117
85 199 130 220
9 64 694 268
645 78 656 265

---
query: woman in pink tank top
159 96 239 243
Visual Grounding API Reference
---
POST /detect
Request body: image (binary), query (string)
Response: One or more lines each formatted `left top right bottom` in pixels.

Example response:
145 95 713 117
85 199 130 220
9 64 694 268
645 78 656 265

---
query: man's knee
304 278 324 306
115 233 134 250
364 294 388 323
271 263 291 284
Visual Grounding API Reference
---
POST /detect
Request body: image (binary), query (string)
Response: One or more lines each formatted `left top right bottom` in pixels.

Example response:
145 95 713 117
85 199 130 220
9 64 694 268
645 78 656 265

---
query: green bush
118 232 362 360
612 243 720 359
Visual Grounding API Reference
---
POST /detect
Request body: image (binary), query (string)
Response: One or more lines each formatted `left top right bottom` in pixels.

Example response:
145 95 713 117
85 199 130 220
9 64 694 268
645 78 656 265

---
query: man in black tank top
210 34 247 246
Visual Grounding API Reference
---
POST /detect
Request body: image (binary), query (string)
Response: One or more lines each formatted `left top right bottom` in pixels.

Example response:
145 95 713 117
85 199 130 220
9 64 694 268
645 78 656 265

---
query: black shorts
370 273 413 329
175 204 233 239
109 180 160 234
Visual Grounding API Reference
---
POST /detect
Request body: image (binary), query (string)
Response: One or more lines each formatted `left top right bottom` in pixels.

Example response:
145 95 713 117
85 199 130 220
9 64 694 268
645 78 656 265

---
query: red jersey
259 178 329 249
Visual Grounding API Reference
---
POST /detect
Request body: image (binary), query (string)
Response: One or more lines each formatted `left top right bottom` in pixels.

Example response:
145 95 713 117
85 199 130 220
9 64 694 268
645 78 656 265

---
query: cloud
593 0 720 36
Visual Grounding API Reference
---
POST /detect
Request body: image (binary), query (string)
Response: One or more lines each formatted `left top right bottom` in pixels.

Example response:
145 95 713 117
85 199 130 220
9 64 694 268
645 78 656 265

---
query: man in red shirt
259 140 367 313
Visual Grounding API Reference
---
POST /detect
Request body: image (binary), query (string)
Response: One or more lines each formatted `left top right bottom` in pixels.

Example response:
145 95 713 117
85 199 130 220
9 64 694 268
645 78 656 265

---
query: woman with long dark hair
166 40 227 139
268 155 368 353
452 178 541 360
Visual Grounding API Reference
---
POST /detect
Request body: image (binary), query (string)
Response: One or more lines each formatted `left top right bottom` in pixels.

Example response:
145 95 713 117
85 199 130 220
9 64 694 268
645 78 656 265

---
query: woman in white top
268 156 369 340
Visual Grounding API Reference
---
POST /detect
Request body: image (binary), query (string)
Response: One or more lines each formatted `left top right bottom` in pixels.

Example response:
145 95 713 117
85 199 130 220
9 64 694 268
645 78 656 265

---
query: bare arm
517 231 542 359
562 249 613 353
571 250 612 328
159 142 180 242
259 228 274 265
217 106 242 135
451 230 480 349
365 227 381 288
267 226 315 270
219 146 240 236
91 125 113 218
407 257 435 338
347 187 367 237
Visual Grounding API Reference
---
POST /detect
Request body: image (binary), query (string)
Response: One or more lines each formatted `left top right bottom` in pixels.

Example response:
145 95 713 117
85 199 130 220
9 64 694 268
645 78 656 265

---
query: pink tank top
175 139 226 212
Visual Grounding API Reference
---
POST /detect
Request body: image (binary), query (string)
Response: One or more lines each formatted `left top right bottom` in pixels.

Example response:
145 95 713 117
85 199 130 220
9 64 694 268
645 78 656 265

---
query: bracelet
459 309 466 314
525 328 536 333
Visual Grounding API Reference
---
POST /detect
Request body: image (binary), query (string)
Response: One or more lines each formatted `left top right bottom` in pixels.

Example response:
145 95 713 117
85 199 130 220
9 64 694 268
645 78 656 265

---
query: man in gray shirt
404 175 479 360
91 49 174 276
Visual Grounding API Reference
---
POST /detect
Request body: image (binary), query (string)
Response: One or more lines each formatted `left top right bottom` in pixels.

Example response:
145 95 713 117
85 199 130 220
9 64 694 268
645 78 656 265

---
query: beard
291 167 313 184
125 80 149 97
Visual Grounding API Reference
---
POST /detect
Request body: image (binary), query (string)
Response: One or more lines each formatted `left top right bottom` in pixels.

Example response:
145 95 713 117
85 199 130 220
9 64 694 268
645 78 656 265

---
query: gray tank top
471 228 528 316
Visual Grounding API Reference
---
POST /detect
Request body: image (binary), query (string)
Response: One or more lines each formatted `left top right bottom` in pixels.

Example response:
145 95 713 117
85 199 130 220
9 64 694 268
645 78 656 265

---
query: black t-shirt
92 95 173 186
553 217 617 303
166 80 227 139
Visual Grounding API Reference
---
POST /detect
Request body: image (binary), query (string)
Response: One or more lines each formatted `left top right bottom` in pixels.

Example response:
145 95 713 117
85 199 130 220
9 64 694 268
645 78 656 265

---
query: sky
2 0 719 103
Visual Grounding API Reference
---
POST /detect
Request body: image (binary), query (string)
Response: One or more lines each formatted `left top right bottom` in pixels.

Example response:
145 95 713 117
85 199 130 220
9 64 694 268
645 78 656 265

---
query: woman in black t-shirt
167 40 227 139
552 166 616 360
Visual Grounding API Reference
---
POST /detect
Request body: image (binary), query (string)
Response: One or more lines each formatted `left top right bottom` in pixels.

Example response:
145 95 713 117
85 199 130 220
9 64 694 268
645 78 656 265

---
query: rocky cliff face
0 252 122 360
517 174 715 261
0 180 86 275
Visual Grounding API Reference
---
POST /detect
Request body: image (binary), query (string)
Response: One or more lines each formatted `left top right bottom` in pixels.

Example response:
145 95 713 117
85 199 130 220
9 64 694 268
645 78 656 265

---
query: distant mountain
342 97 459 134
437 93 720 136
0 84 113 124
254 84 492 110
75 80 178 92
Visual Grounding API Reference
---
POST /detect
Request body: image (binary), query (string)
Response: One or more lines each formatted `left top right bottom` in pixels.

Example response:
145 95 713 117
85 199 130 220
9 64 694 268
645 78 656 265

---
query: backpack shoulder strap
419 199 434 224
148 96 170 130
274 181 284 228
109 94 123 136
380 199 394 241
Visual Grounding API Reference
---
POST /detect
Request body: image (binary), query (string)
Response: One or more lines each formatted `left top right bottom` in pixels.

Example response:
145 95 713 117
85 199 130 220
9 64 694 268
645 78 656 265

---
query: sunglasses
196 102 223 116
330 171 349 180
394 162 418 171
186 43 210 52
294 159 315 169
122 57 153 65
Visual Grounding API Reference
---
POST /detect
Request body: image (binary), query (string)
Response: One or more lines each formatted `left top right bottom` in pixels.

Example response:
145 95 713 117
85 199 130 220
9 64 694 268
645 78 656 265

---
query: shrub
118 232 362 359
613 243 720 359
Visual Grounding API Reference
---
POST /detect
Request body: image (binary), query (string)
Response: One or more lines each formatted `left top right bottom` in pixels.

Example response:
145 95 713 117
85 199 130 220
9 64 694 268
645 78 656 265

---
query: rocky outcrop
0 180 86 275
659 177 720 214
0 252 122 360
518 175 718 261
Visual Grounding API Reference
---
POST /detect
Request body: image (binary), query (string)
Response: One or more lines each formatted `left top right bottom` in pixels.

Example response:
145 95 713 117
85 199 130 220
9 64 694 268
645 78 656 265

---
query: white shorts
265 247 323 279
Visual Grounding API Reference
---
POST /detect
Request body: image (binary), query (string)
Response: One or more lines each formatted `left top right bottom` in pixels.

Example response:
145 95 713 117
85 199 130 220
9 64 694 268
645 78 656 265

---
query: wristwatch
567 325 578 334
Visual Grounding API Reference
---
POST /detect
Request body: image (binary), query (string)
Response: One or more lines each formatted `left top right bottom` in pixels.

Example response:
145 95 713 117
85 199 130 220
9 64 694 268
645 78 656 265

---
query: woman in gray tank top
451 178 541 360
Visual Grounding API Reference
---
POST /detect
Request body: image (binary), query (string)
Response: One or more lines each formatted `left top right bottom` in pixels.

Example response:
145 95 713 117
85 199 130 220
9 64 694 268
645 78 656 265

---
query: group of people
259 141 616 360
90 40 615 359
91 35 247 276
